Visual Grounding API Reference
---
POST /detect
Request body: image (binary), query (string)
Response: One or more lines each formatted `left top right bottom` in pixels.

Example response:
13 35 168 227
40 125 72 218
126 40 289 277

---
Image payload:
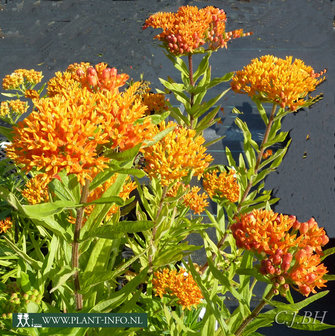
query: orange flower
2 69 43 90
0 218 13 234
203 168 239 203
232 210 297 254
0 100 28 117
153 268 203 310
24 90 40 99
142 121 213 186
166 182 187 198
76 63 129 93
7 74 154 184
143 6 251 55
231 55 326 111
232 209 329 297
143 92 168 114
183 186 209 214
289 253 328 296
22 174 50 205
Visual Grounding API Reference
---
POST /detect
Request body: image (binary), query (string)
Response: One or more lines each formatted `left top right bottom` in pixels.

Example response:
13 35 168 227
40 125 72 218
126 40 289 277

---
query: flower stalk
188 54 195 128
200 104 278 273
72 179 90 311
235 287 275 336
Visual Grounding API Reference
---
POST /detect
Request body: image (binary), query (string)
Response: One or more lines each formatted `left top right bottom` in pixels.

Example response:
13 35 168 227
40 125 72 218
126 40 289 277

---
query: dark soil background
0 0 335 334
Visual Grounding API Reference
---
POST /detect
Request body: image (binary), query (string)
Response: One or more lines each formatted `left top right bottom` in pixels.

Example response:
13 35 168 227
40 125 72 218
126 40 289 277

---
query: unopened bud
76 69 85 77
322 235 329 246
87 74 98 87
300 222 309 234
87 67 97 76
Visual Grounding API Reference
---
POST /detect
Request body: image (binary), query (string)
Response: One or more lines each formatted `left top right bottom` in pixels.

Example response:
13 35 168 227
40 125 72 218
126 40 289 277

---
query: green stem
200 104 278 273
188 53 195 128
235 288 275 336
72 179 90 311
148 185 168 268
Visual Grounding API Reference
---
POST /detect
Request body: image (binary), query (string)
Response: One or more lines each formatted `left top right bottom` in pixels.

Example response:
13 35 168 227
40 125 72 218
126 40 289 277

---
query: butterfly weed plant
0 5 334 336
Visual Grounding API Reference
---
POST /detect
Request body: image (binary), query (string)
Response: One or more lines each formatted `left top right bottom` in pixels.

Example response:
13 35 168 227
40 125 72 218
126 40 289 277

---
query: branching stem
200 104 278 273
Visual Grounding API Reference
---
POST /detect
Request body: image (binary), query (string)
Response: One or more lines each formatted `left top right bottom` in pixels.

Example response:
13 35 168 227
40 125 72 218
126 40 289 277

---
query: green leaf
41 235 58 281
190 88 230 118
225 147 237 167
204 135 226 148
3 236 42 270
207 257 242 301
195 105 221 133
21 200 80 219
265 291 328 316
193 51 212 83
49 266 76 293
84 196 124 206
90 267 148 313
186 259 228 331
321 247 335 261
142 126 175 148
165 53 190 84
149 111 170 125
0 126 14 141
207 72 234 89
254 99 269 125
82 221 154 241
81 171 130 236
104 143 141 161
324 274 335 281
18 271 30 292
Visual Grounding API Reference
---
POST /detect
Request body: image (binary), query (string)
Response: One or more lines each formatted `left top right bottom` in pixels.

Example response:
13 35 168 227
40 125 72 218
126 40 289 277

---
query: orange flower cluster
2 69 43 90
143 92 168 114
0 100 28 117
166 182 187 198
24 89 40 99
231 55 326 111
142 121 213 186
183 186 209 214
69 174 136 225
152 268 203 310
0 218 13 234
22 174 50 205
7 71 154 184
232 209 329 296
143 6 252 55
76 63 129 93
203 169 239 203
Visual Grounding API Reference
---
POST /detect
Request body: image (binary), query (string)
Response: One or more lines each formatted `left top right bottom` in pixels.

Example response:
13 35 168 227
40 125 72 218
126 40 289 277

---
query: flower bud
300 222 309 234
282 253 292 265
292 219 301 231
273 254 282 265
101 68 111 81
278 275 285 285
307 217 317 230
87 67 97 76
299 284 311 296
87 74 98 87
76 69 85 77
322 234 329 246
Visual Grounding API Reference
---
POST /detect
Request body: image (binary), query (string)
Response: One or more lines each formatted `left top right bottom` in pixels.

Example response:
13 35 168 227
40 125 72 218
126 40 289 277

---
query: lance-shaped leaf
90 267 148 313
193 51 212 83
104 143 141 161
142 125 175 148
82 220 154 241
0 126 14 141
